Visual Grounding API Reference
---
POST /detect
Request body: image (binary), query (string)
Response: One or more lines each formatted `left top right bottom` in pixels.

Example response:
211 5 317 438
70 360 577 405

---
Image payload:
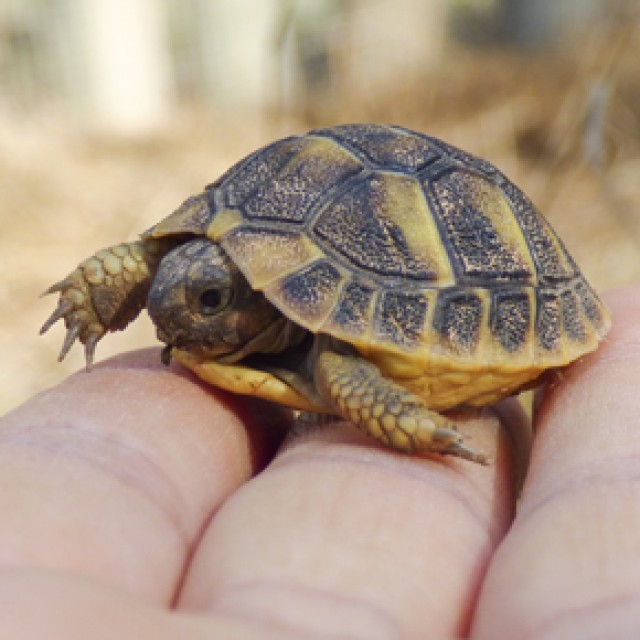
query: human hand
0 287 638 639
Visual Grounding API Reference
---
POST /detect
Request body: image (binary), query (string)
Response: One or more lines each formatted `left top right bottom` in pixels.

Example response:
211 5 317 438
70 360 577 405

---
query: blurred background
2 0 639 414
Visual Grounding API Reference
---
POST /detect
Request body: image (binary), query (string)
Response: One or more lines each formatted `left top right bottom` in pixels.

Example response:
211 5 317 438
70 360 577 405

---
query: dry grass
2 38 639 415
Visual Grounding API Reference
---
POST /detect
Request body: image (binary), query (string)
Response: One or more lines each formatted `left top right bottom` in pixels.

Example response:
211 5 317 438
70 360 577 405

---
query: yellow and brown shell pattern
150 124 610 407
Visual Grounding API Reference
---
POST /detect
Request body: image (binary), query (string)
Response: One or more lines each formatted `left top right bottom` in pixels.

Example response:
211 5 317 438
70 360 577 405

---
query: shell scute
312 124 440 172
269 258 345 330
239 137 362 224
221 226 321 289
499 177 578 283
373 290 430 348
536 290 563 352
490 288 532 354
433 289 484 356
324 280 376 341
218 136 306 209
575 279 607 333
561 289 588 343
427 169 535 283
428 137 500 176
313 172 451 282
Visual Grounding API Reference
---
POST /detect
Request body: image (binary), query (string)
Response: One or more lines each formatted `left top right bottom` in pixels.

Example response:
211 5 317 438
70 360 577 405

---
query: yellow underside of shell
369 351 547 410
173 345 549 414
172 349 325 412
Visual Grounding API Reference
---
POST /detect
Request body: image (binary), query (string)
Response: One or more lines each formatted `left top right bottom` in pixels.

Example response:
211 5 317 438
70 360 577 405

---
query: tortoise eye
199 289 229 315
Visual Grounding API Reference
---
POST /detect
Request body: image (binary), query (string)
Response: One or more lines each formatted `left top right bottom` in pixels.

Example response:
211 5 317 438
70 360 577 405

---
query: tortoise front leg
314 351 486 463
41 238 169 368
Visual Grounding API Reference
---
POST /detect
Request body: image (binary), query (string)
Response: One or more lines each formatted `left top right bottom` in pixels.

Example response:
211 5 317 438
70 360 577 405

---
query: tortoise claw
58 324 80 362
433 427 488 465
40 266 106 367
41 277 75 297
84 333 100 370
40 299 74 335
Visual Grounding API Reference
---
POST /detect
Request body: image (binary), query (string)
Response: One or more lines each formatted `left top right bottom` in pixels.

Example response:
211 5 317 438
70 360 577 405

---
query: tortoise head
147 238 283 362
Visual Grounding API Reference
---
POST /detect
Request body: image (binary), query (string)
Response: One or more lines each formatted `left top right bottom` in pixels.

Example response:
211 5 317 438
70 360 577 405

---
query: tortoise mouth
165 331 316 389
157 331 237 362
160 316 311 370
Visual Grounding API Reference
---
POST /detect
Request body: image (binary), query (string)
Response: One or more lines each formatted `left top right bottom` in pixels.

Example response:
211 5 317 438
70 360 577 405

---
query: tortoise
41 124 610 463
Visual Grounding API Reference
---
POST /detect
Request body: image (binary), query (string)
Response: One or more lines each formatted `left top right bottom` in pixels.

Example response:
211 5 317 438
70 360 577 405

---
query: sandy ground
2 48 639 416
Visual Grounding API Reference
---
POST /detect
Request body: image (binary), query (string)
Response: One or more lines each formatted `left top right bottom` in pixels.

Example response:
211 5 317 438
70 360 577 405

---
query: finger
0 570 311 640
176 404 521 639
0 349 288 603
472 287 640 639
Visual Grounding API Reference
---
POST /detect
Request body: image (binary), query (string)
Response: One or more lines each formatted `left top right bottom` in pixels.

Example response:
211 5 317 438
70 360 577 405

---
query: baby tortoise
42 124 610 463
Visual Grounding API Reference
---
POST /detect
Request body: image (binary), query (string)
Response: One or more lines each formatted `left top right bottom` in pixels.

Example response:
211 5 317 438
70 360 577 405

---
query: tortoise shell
148 124 610 410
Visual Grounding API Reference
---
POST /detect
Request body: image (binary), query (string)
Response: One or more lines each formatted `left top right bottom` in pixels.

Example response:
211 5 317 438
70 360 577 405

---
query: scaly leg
315 351 486 463
41 238 170 368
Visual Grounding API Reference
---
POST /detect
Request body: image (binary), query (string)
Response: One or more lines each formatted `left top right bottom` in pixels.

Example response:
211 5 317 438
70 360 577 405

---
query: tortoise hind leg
314 351 486 464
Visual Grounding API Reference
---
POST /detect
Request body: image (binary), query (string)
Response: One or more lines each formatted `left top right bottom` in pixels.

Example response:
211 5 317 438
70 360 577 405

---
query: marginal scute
490 288 531 353
268 259 344 329
433 290 484 355
148 193 212 238
324 280 376 340
575 279 607 333
373 290 429 347
561 289 587 342
222 226 322 289
536 290 562 352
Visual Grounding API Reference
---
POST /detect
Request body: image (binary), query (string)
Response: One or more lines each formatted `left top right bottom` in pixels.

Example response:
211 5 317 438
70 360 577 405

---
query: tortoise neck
216 316 307 364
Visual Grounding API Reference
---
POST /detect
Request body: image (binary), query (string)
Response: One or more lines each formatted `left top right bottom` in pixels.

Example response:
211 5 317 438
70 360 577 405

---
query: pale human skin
1 287 639 639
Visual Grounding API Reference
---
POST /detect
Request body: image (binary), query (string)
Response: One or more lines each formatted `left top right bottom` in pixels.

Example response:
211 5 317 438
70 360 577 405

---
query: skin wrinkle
270 440 505 547
520 592 640 640
58 350 264 496
211 580 406 640
169 423 278 609
515 454 640 528
0 419 192 545
170 505 217 610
